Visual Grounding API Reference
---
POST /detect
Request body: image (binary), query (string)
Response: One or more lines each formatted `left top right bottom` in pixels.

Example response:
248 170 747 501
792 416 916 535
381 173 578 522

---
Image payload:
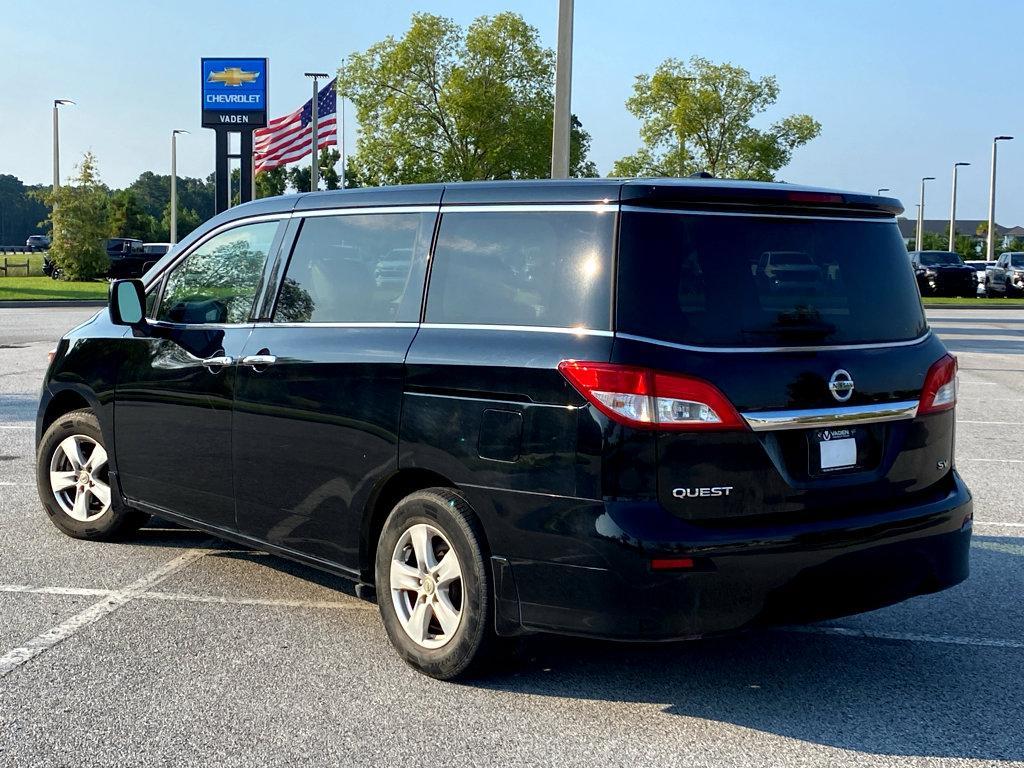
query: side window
156 221 279 325
273 213 433 323
424 211 614 329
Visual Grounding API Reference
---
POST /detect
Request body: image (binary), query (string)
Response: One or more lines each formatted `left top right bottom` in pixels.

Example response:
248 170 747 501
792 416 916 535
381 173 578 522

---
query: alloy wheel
390 523 464 649
48 434 112 522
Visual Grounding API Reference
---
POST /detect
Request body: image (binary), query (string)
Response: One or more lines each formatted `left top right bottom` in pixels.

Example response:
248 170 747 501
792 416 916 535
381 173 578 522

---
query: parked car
105 238 156 280
963 260 991 296
25 234 51 251
36 179 971 679
984 252 1024 297
908 251 976 297
142 242 172 258
754 250 825 293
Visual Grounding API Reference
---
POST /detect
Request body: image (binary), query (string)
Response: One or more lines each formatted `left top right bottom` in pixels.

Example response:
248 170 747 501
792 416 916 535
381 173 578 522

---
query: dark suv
909 250 977 297
36 179 971 679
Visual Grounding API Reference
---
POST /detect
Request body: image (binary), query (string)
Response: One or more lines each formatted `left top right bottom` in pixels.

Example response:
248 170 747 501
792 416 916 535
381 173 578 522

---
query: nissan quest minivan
36 179 972 679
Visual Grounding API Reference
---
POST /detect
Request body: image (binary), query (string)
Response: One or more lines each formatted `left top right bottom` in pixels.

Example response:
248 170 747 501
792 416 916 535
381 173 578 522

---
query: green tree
339 12 595 184
0 175 50 245
287 148 342 192
256 167 289 198
612 56 821 180
40 153 110 280
108 189 155 241
161 203 201 241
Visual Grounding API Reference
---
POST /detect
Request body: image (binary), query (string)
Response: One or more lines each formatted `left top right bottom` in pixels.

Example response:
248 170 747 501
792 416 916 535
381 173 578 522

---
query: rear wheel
36 409 148 540
375 488 496 679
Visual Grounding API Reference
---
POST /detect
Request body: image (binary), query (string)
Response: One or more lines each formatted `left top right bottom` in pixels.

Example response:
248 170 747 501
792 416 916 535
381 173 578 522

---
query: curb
0 300 106 309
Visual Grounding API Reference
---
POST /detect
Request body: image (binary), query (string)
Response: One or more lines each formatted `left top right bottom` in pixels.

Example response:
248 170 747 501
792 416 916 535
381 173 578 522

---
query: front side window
157 221 279 324
273 213 433 323
424 210 614 329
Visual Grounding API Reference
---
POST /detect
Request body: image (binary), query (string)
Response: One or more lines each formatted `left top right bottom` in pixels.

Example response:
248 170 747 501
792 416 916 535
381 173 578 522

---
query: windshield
919 252 963 266
617 211 927 347
1011 255 1024 268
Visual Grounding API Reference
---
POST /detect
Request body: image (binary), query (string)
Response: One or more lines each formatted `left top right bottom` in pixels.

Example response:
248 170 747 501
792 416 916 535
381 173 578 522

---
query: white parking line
0 425 32 430
0 583 371 612
959 458 1024 463
783 625 1024 650
974 520 1024 528
0 542 216 679
958 420 1024 425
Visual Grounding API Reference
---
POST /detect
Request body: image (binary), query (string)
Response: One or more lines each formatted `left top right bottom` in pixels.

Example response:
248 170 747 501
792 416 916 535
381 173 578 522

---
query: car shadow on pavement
472 537 1023 763
123 521 1023 761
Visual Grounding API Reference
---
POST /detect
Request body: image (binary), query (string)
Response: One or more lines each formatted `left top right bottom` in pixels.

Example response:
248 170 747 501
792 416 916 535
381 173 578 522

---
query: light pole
948 162 970 252
170 130 189 244
916 176 935 250
52 99 74 189
987 136 1013 261
304 72 329 192
877 187 890 195
550 0 574 179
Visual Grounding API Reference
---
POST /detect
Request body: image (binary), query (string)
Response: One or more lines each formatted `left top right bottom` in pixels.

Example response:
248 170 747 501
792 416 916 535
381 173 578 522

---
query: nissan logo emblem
828 369 855 402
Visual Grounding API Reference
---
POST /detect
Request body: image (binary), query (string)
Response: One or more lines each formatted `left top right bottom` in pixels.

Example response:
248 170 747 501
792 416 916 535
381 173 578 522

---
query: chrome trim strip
252 321 419 329
405 391 578 410
440 203 618 214
620 205 896 223
742 400 920 432
615 331 932 354
297 205 440 217
421 323 613 337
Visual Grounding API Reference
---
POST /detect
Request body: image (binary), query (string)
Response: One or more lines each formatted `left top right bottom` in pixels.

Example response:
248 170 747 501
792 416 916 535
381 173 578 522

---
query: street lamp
916 176 935 250
948 162 970 252
52 99 75 189
304 72 330 192
170 130 189 244
987 136 1013 261
877 187 890 195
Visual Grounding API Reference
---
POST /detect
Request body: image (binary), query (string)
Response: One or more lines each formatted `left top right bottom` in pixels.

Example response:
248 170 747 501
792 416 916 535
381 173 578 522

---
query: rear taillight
919 354 958 414
558 360 745 431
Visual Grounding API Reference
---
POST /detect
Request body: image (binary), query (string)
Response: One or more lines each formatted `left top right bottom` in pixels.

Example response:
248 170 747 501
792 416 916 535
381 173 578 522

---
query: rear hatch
609 193 957 523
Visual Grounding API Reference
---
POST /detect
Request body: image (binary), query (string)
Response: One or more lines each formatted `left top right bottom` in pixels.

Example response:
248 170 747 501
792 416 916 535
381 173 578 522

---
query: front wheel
375 488 496 679
36 409 148 540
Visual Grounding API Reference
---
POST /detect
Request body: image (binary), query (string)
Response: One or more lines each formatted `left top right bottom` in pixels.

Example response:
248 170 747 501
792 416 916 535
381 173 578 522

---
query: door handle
241 354 277 368
200 355 233 368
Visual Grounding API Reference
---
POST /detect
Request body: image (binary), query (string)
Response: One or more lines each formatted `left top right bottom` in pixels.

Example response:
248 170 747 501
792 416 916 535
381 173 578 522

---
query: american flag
254 78 338 173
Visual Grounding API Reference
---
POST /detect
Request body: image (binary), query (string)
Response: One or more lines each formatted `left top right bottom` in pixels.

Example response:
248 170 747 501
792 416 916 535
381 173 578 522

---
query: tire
375 487 496 679
36 408 149 540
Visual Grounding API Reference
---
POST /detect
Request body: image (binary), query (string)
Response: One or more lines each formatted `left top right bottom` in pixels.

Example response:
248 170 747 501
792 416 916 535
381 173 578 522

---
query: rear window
617 210 927 347
425 210 614 329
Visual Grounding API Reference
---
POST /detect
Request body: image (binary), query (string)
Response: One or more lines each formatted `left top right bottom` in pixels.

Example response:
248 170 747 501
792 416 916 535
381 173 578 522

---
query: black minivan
36 179 972 679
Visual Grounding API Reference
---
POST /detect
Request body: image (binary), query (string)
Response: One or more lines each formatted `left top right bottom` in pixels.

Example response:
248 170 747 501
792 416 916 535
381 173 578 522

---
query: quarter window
157 221 279 324
424 211 614 329
273 213 433 323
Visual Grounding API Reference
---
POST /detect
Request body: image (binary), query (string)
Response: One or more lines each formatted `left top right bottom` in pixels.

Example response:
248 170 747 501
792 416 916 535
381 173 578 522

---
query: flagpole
304 72 328 192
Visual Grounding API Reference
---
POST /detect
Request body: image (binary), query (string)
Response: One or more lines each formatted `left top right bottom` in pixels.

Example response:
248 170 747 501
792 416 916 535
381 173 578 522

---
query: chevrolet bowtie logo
207 67 260 87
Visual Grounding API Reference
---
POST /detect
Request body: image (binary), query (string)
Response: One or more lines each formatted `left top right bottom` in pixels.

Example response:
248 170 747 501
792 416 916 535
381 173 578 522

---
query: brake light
651 557 695 571
919 354 958 414
558 361 745 431
786 191 844 204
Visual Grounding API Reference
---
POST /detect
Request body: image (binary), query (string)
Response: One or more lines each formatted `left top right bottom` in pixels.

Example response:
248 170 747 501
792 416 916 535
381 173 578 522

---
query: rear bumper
490 473 972 640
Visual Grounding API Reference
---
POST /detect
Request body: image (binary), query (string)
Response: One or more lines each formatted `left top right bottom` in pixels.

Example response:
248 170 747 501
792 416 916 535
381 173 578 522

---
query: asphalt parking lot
0 306 1022 767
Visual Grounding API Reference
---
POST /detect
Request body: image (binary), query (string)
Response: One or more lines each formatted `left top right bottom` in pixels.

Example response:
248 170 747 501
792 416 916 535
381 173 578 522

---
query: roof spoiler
621 181 903 217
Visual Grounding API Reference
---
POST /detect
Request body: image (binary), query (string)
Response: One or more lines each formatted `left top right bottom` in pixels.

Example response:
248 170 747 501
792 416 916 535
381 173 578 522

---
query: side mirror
109 279 146 326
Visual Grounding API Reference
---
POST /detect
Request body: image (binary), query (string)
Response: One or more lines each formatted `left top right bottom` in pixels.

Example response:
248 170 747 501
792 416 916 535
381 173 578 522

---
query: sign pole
304 72 329 192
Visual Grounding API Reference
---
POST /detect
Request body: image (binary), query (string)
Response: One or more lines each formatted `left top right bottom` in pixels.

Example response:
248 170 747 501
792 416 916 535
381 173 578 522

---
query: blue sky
2 0 1022 222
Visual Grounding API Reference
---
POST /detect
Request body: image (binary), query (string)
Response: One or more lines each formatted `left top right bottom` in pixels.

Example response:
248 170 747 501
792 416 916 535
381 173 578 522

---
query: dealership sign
201 57 268 128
